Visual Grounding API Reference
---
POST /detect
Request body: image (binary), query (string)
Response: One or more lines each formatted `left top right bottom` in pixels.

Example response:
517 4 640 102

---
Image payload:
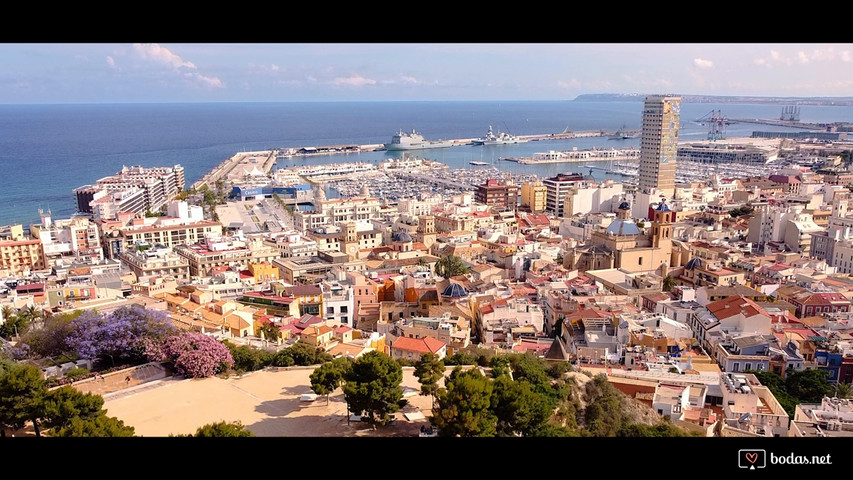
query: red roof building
389 336 447 362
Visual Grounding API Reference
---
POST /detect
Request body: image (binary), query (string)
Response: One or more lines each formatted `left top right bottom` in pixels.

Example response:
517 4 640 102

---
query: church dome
685 257 703 270
655 202 671 212
605 219 640 236
618 201 631 210
442 282 468 298
391 231 413 243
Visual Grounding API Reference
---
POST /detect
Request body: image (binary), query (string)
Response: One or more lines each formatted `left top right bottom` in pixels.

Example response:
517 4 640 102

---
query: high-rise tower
638 95 681 198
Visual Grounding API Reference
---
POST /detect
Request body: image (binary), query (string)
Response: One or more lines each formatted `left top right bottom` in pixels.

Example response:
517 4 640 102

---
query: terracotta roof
707 296 767 320
285 285 322 296
799 293 850 305
391 336 446 354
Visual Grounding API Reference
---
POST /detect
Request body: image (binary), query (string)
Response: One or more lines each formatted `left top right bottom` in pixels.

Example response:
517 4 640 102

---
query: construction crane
695 109 729 141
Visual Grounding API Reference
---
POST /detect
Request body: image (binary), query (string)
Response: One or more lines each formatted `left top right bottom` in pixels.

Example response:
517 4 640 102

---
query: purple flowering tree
66 305 178 367
160 332 234 378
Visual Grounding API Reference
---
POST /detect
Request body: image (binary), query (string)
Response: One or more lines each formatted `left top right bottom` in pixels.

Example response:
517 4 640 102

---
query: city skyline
3 43 853 104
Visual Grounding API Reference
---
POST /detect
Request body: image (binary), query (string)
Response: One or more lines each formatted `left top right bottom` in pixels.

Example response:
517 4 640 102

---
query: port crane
695 109 731 141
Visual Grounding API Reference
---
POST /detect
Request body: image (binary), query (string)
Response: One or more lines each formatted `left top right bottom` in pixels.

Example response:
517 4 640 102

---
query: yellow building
0 224 25 241
520 181 548 213
248 262 279 284
299 324 335 348
0 239 45 276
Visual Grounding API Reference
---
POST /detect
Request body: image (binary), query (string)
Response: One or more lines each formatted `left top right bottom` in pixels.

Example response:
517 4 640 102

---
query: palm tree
662 275 676 292
833 382 852 399
435 255 469 278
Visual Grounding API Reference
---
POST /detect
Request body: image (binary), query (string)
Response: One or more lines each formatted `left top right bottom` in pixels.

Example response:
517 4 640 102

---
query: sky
2 43 853 104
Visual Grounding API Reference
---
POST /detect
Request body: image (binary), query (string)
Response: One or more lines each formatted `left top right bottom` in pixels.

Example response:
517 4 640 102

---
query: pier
192 150 277 191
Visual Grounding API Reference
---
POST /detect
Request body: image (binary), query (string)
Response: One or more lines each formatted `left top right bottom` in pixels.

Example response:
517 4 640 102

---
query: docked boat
384 129 454 151
609 124 638 140
471 125 529 145
470 161 490 165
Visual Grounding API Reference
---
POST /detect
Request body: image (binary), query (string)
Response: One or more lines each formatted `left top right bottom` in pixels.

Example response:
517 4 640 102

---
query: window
638 257 643 265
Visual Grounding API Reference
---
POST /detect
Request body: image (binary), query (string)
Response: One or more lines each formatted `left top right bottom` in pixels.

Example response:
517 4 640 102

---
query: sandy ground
102 366 440 438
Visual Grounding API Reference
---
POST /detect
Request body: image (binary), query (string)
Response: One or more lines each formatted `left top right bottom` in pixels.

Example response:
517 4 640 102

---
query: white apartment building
264 230 318 258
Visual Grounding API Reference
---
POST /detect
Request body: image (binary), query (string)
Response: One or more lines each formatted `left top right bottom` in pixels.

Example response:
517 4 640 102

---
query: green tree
748 369 799 418
257 322 281 344
491 375 552 437
0 364 46 436
786 368 833 403
414 352 445 408
39 386 104 432
19 310 81 359
662 275 676 292
582 375 629 437
176 420 255 437
434 254 470 278
51 414 135 437
283 342 332 366
310 357 352 405
225 342 273 373
342 351 403 427
0 307 36 340
833 382 852 399
443 348 480 366
488 355 512 378
618 418 702 437
431 367 496 437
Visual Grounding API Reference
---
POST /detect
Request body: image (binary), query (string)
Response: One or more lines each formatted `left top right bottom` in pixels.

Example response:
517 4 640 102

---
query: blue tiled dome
655 202 671 211
442 282 468 298
618 201 631 210
685 257 703 270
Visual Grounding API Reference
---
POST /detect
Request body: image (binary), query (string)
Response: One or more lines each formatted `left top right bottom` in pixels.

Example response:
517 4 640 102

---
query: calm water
1 100 851 227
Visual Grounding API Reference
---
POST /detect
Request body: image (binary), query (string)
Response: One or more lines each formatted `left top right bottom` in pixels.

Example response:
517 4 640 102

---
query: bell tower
417 214 436 249
651 200 672 249
342 221 358 260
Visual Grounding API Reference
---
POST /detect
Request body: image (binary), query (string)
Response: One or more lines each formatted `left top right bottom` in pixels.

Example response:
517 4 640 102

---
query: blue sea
2 100 852 227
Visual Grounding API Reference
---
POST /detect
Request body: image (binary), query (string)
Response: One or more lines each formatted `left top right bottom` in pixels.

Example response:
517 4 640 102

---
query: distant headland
573 93 853 106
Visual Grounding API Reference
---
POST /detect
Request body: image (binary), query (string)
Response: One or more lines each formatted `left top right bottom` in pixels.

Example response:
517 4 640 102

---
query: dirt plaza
102 366 439 438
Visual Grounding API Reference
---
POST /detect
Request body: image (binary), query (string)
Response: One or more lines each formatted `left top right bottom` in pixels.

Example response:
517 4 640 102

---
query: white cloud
106 56 116 69
400 76 420 84
133 43 195 69
186 73 223 89
248 63 281 73
132 43 223 89
693 58 713 69
756 46 853 68
330 74 376 87
557 79 581 89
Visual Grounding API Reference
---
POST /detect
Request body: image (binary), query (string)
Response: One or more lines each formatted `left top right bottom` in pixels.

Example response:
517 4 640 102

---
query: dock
191 150 276 191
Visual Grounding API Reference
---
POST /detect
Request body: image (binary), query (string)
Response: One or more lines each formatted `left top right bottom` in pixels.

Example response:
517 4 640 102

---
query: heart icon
745 453 758 464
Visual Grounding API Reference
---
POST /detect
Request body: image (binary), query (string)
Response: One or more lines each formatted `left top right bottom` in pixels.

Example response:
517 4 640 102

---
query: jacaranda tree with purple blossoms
159 332 234 378
66 305 178 368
